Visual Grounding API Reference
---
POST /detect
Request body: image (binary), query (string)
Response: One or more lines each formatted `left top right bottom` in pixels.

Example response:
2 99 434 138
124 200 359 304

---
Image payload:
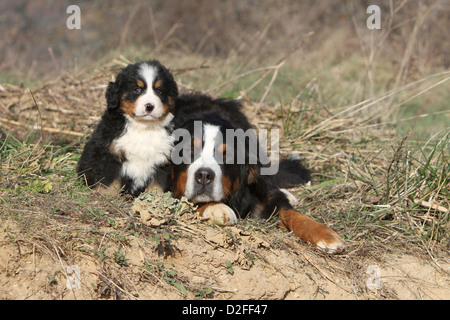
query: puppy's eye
133 87 142 94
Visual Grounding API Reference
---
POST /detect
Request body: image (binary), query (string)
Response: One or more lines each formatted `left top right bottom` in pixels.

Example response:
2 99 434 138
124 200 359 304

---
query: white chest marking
111 114 174 192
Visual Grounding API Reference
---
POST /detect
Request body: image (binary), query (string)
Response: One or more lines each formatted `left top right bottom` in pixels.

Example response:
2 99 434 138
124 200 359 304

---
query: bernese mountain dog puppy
169 93 344 253
77 60 178 196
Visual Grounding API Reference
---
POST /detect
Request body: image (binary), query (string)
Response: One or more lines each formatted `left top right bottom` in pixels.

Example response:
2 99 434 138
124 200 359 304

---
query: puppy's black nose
194 168 215 186
145 103 154 113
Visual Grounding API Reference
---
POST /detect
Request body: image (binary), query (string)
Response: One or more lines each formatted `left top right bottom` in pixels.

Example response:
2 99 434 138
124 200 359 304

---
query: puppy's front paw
202 204 238 226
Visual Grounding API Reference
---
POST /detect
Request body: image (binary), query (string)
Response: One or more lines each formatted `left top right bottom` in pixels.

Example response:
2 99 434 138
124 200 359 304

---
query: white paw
280 188 298 206
316 234 345 254
202 204 238 226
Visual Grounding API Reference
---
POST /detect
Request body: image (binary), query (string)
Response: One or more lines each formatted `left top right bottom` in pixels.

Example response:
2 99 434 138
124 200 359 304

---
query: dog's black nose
194 168 215 186
145 103 154 113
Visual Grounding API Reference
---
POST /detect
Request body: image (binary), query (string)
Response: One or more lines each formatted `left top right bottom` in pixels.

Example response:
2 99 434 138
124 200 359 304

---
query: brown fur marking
217 143 226 154
278 209 343 251
173 167 188 198
154 80 162 89
120 94 136 117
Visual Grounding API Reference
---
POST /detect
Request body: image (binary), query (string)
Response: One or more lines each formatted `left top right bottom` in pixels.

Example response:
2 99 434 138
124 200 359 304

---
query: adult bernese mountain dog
169 93 344 253
77 60 178 196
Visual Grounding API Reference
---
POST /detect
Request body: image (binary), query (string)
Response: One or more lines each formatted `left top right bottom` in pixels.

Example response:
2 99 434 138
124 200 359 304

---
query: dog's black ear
105 80 121 110
245 164 260 185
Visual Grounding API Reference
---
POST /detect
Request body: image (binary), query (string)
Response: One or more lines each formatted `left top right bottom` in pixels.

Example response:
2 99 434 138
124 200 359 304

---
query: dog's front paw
315 229 345 254
202 204 238 226
279 209 345 254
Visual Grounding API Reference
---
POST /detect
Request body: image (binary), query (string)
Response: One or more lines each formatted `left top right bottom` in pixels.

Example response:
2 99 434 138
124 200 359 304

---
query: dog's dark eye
133 87 142 94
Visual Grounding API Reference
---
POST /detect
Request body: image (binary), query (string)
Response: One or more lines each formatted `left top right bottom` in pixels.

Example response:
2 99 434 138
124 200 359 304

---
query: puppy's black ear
168 74 179 98
105 80 121 110
160 64 178 98
164 70 178 109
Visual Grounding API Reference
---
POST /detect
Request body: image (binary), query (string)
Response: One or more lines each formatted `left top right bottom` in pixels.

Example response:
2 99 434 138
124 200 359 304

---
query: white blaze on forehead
201 124 220 164
185 124 224 202
138 63 157 85
135 63 164 119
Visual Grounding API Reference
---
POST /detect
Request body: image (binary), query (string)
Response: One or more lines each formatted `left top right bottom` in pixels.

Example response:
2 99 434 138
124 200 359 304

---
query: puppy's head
105 60 178 122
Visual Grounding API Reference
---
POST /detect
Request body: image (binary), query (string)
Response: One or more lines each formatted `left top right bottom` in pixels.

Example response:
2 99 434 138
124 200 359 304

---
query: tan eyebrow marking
136 79 144 88
193 137 202 148
154 80 162 89
217 143 226 153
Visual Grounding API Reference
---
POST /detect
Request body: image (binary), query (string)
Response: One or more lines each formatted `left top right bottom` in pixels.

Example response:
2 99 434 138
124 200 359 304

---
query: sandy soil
1 209 448 300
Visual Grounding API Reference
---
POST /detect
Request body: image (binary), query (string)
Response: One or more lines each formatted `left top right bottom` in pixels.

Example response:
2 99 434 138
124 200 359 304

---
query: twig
237 68 272 99
254 64 282 116
29 89 44 138
413 199 448 213
403 150 411 208
119 4 141 47
54 245 77 300
155 23 181 52
95 190 132 220
205 65 278 94
148 7 159 48
297 250 336 285
0 117 84 137
97 271 138 300
172 62 210 75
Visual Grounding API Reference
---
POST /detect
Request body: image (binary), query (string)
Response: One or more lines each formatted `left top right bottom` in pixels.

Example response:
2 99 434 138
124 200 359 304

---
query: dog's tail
273 154 311 188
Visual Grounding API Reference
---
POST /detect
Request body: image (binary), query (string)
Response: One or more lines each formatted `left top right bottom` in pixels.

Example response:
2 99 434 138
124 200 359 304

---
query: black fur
172 93 254 132
274 157 311 188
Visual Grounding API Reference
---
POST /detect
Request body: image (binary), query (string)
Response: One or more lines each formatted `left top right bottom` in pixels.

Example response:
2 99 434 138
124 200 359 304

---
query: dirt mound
1 191 448 300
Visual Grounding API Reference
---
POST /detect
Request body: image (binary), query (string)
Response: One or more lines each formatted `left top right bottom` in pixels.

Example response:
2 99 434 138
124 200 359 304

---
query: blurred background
1 0 449 138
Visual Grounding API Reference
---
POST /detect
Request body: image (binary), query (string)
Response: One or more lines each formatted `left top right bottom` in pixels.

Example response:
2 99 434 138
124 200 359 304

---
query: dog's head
105 60 178 122
170 117 260 204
